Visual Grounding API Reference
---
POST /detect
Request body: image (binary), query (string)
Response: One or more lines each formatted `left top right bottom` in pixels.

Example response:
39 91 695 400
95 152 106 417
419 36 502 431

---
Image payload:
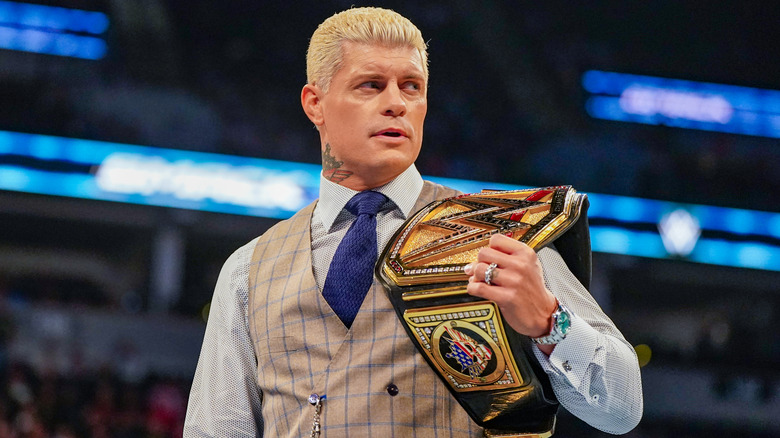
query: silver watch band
531 301 571 345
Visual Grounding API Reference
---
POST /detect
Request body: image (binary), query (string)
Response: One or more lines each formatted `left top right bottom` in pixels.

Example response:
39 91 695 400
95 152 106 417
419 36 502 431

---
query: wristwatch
531 300 572 345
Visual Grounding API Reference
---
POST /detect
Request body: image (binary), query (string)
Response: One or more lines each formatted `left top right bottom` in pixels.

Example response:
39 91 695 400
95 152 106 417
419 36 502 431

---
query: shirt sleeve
184 240 264 437
533 246 644 435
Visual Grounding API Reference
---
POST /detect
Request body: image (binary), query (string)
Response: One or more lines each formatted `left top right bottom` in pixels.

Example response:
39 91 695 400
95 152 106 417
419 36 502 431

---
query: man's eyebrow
354 72 424 80
348 71 426 87
353 73 385 80
403 73 425 81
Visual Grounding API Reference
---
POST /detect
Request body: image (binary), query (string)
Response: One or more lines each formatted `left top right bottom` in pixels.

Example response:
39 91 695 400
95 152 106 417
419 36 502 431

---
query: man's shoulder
422 179 461 195
416 180 462 208
253 200 316 244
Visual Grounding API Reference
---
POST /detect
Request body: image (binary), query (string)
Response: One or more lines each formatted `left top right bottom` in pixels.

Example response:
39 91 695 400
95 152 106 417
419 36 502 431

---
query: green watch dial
557 309 571 334
532 302 573 345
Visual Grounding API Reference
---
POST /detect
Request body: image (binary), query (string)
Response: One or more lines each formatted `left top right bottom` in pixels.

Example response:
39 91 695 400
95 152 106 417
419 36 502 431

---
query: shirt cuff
533 314 600 389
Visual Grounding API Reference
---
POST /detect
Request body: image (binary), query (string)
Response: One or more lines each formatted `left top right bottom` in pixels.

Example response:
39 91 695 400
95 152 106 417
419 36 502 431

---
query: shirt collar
316 164 424 232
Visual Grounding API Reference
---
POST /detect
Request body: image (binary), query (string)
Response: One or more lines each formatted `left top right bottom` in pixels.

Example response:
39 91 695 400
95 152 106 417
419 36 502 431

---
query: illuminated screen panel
0 130 779 271
0 130 321 218
583 70 780 139
0 1 108 59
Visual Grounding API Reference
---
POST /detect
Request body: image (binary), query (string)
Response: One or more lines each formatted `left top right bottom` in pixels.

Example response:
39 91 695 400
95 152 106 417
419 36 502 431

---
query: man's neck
321 172 395 192
316 164 423 231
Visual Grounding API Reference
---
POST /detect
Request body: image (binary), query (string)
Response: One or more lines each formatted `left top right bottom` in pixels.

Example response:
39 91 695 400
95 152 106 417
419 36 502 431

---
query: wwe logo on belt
444 326 493 379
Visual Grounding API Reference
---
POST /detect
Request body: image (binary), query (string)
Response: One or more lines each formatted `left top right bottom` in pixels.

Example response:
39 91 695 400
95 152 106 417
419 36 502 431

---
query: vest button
386 383 399 396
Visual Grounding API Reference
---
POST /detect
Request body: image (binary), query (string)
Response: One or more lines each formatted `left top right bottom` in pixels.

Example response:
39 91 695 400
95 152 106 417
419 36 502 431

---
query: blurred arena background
1 1 779 436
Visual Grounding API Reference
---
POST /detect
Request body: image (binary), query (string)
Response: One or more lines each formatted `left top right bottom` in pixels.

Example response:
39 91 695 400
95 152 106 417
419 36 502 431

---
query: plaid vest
247 181 484 437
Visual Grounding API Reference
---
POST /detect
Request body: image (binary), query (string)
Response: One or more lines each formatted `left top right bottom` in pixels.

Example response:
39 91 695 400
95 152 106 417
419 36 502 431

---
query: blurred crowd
0 363 187 438
0 278 188 438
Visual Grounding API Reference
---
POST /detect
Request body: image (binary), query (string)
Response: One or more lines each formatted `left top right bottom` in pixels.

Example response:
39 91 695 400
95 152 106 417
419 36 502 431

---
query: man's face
303 41 428 190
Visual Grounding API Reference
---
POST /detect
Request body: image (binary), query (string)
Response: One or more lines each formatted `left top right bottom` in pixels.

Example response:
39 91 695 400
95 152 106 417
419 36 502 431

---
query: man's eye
359 81 380 89
402 82 421 91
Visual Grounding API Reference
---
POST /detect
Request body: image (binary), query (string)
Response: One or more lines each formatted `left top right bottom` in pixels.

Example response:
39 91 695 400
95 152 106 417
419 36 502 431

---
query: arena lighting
658 209 701 257
0 1 108 59
0 130 321 218
0 130 779 271
583 70 780 139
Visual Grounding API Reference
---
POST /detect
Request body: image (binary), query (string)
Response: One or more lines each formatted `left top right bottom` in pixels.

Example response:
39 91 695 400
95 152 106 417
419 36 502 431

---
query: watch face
557 309 571 334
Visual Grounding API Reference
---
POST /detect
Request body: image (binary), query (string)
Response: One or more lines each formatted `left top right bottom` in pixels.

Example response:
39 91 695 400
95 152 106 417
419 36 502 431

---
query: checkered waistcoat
247 181 485 437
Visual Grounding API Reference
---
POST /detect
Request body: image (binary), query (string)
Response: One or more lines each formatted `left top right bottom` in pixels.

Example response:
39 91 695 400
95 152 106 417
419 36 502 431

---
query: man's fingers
466 280 511 302
488 233 532 256
465 261 501 285
466 261 527 289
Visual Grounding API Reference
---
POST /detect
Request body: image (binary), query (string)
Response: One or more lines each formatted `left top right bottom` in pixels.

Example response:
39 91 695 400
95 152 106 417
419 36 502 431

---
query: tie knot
345 191 387 217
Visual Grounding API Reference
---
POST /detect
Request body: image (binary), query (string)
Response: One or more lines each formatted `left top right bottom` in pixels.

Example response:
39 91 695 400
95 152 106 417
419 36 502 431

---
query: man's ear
301 84 324 126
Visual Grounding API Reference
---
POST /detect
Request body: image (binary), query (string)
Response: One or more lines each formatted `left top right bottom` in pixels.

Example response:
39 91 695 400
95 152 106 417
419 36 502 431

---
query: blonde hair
306 7 428 92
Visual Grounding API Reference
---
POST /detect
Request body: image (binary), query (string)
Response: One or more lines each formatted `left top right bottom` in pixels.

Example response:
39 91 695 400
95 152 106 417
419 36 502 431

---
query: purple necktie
322 190 388 327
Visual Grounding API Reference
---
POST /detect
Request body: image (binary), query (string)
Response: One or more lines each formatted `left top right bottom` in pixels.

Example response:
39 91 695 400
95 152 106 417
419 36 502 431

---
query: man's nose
382 84 407 116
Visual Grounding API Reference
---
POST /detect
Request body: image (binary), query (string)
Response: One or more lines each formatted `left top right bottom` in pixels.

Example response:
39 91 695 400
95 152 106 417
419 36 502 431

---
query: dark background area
1 1 779 437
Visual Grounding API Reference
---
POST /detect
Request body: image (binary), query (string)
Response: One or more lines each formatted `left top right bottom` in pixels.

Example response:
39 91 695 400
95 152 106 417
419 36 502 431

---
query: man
184 7 642 437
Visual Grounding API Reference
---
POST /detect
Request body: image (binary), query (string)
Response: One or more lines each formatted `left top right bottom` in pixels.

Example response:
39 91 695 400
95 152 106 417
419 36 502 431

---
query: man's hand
464 234 558 354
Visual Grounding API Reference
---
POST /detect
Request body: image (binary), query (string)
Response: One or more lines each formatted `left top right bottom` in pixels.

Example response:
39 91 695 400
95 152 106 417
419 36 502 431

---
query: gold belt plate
382 186 585 291
404 301 523 392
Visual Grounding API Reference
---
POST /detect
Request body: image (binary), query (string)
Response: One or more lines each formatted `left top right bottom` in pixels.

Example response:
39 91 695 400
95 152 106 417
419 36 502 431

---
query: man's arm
533 246 643 434
465 235 643 435
184 241 263 437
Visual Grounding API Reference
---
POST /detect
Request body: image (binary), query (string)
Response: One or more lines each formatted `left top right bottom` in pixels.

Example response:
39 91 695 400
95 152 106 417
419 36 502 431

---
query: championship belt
377 186 590 437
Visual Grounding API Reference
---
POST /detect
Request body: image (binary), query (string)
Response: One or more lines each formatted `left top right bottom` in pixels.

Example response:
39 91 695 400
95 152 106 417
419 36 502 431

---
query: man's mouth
375 129 407 138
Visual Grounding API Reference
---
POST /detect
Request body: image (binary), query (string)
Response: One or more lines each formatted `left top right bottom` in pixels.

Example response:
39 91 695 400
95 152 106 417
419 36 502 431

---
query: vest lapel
248 201 347 383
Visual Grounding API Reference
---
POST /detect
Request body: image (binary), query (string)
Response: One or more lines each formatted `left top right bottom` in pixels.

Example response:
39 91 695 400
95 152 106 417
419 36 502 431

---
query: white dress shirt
184 164 643 436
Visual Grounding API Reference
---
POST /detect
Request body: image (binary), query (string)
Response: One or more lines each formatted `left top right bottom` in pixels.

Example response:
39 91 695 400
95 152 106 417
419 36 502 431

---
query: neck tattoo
322 143 353 183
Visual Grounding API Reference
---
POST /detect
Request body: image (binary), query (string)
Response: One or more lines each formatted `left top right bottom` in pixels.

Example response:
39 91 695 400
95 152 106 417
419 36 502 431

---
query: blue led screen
1 130 778 271
583 70 780 139
0 1 108 59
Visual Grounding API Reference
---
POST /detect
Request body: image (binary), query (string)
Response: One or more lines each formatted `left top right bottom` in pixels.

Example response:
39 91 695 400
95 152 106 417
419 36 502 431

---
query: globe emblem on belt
431 320 506 385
